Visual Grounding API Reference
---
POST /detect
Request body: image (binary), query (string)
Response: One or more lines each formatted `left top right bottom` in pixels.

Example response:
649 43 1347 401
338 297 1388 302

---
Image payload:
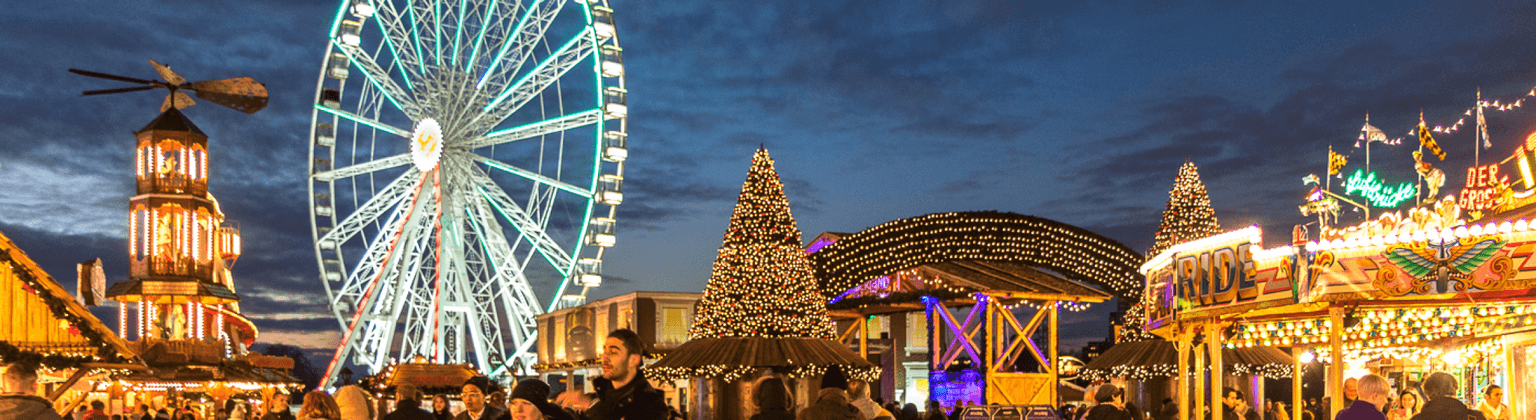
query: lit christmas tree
1147 161 1220 259
1116 303 1159 342
688 147 835 340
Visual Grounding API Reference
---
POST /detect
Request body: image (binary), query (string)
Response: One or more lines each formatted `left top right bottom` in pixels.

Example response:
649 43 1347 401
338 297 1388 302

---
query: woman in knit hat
506 379 571 420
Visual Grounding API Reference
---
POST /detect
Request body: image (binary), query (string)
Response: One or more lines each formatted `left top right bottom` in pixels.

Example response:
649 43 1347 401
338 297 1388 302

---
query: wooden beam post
1194 325 1206 420
1293 345 1305 420
1049 301 1059 405
1178 323 1191 420
47 368 91 402
1329 307 1344 419
859 316 869 358
1209 320 1223 420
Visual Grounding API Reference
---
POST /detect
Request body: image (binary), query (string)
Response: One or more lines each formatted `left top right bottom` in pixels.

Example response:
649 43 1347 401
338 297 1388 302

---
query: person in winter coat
455 377 512 420
384 384 436 420
261 392 296 420
796 366 862 420
1335 374 1388 420
334 386 375 420
555 329 669 420
1474 385 1507 420
750 377 794 420
0 363 63 420
1083 385 1131 420
432 396 454 420
1411 372 1486 420
506 378 572 420
848 380 895 420
296 391 342 420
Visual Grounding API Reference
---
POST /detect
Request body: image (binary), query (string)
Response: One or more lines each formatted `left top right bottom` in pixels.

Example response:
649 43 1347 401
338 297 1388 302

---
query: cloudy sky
6 0 1536 365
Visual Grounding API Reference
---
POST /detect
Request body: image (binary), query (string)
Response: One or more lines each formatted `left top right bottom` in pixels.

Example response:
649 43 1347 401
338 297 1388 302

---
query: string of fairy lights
1079 362 1292 382
807 211 1144 302
647 363 882 383
1227 305 1536 349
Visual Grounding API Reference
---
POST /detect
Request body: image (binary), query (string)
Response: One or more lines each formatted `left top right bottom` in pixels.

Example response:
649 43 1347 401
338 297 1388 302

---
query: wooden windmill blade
160 91 197 112
149 59 186 86
70 59 268 115
186 77 268 114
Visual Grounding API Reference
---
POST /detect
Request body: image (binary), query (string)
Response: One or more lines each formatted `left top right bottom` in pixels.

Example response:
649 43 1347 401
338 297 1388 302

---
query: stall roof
0 228 139 363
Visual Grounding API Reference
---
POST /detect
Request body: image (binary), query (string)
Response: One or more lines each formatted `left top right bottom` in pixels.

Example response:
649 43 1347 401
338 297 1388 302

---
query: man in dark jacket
1221 388 1257 420
798 366 862 420
385 384 436 420
1084 384 1130 420
260 392 295 420
556 329 668 420
1336 374 1387 420
455 377 512 420
0 363 64 420
1411 372 1486 420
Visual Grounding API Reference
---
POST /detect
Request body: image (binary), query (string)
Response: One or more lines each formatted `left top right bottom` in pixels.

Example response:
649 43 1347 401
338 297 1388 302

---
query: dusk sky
6 0 1536 362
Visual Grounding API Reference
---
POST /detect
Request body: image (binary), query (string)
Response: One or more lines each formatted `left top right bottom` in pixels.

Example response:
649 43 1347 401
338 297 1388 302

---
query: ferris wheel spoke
313 153 412 182
459 108 602 150
465 203 544 318
473 27 595 131
319 171 422 248
315 104 412 138
372 1 430 80
466 0 517 73
463 166 574 274
463 153 590 198
477 0 567 89
333 41 425 120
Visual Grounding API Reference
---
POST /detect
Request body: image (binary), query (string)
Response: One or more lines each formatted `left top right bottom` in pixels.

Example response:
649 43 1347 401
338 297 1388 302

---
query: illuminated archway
808 211 1144 300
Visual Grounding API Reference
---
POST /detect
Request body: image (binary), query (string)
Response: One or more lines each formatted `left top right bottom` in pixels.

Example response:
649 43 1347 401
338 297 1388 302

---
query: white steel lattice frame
307 0 626 387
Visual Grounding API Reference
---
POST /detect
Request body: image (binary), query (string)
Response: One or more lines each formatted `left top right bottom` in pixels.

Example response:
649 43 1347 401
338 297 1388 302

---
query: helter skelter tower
70 60 270 355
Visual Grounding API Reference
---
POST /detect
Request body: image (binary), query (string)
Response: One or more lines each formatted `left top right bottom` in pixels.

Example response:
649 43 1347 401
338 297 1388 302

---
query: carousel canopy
648 336 874 382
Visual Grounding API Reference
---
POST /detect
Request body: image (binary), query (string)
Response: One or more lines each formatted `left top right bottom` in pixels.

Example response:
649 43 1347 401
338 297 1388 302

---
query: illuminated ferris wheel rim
304 0 627 384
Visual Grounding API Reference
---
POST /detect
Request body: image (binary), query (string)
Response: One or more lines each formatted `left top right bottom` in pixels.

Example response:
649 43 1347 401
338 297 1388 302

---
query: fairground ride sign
1142 227 1298 329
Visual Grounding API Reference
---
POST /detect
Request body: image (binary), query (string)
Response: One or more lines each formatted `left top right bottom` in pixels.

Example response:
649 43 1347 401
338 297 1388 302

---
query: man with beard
455 377 511 420
555 329 667 419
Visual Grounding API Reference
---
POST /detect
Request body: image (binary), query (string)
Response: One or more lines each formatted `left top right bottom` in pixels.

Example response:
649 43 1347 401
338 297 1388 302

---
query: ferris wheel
306 0 627 385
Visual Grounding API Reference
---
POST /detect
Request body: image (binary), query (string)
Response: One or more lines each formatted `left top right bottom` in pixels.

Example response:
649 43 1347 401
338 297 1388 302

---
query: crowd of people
1051 371 1512 420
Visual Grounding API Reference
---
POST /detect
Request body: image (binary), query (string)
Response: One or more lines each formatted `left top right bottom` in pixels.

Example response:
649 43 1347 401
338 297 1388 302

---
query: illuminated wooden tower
107 107 258 355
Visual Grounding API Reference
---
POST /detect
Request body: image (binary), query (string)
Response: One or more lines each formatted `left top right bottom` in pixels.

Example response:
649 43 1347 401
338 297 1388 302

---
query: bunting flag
1328 150 1348 175
1419 121 1446 161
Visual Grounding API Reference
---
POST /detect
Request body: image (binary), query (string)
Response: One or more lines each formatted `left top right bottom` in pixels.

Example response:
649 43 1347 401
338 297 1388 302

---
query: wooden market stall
0 228 143 414
806 211 1143 407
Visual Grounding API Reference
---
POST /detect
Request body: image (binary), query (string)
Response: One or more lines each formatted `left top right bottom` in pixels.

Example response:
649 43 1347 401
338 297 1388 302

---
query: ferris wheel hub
411 118 444 172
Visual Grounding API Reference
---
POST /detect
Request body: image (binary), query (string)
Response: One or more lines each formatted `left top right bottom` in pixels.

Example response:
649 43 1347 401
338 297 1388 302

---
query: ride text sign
1174 243 1258 306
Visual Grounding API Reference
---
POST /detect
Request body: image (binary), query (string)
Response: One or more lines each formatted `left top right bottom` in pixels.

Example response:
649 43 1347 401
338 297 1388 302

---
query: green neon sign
1343 169 1417 208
